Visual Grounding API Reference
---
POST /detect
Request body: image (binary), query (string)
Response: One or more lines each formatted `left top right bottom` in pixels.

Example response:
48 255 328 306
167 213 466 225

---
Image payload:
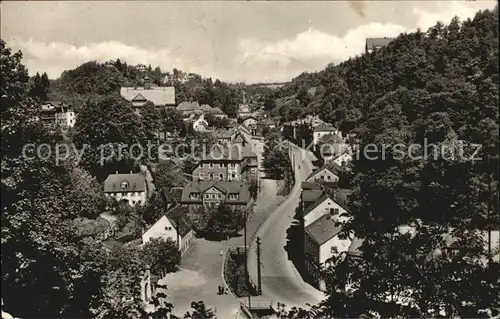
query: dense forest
282 8 500 319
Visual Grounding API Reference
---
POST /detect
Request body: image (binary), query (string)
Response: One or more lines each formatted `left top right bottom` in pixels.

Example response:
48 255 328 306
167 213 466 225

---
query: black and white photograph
1 1 499 318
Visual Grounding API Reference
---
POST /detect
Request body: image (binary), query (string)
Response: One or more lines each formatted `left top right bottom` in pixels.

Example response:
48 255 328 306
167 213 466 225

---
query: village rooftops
41 101 74 113
177 101 201 112
161 187 184 206
301 182 323 190
365 37 395 51
104 173 146 193
120 86 175 106
314 124 339 132
302 189 325 203
305 214 343 246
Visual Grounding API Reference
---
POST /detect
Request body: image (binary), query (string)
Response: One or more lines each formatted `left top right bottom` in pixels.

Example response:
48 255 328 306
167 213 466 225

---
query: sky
1 1 497 84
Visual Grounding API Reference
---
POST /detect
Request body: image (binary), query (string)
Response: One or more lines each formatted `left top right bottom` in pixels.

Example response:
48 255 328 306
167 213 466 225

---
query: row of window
112 192 143 197
204 163 237 168
199 173 237 180
190 193 239 200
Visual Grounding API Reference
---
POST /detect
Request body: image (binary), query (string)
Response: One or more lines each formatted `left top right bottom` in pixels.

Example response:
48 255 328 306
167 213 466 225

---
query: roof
41 101 73 113
314 124 338 132
319 133 344 145
305 214 343 246
305 165 338 181
104 173 146 193
301 182 322 190
162 187 183 204
366 37 395 50
211 107 225 115
165 205 192 237
238 104 251 113
302 189 325 203
348 237 364 257
120 86 175 106
332 188 352 211
214 129 235 139
177 101 201 112
181 180 251 204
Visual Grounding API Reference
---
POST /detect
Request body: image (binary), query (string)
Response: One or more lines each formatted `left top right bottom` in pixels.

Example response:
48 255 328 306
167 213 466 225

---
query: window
209 174 214 180
219 173 224 180
209 163 213 168
331 246 338 254
132 201 136 205
218 194 222 199
205 194 210 199
232 173 236 178
121 181 129 189
199 172 204 180
320 175 324 180
330 208 339 215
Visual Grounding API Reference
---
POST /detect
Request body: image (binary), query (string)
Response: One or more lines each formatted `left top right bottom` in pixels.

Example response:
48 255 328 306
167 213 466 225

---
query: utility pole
256 237 262 295
244 208 250 310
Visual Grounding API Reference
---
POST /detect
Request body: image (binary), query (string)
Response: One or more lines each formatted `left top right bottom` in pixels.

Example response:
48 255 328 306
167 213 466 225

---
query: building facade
313 125 342 146
305 165 340 184
40 101 76 128
104 173 147 206
181 180 251 209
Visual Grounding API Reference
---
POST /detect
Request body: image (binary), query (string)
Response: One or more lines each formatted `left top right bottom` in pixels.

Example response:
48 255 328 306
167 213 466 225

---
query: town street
247 142 325 309
160 137 286 318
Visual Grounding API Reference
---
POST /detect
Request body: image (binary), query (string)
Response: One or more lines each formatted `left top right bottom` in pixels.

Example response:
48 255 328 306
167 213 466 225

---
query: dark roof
301 182 323 190
165 205 192 237
181 180 251 205
41 101 73 113
120 87 175 106
366 37 395 50
162 187 184 204
313 124 338 132
305 214 343 245
104 173 146 193
177 101 200 112
301 189 325 203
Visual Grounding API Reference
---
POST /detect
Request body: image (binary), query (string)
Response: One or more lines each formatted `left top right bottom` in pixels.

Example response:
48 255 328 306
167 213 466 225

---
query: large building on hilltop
120 76 176 113
365 37 395 54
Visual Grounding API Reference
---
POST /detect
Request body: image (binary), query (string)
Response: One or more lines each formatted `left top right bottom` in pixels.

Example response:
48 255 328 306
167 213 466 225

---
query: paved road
247 142 325 309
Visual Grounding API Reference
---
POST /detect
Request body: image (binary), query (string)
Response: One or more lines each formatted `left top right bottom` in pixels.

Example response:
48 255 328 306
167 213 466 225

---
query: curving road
247 142 325 309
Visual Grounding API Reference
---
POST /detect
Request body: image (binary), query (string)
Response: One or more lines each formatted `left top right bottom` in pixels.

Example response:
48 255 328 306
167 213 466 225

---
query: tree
187 301 216 319
141 238 180 276
204 204 244 239
264 94 277 110
155 160 186 189
160 107 184 136
73 94 148 181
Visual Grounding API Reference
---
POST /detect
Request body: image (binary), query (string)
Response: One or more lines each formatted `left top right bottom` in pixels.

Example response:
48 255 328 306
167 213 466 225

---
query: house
365 37 395 54
305 165 340 184
180 180 252 209
238 104 252 118
177 101 202 117
192 144 257 182
313 124 342 146
193 114 211 132
331 151 353 171
304 214 354 291
104 172 147 206
200 104 212 113
303 192 349 228
120 77 176 113
40 101 77 128
301 182 323 191
242 116 258 129
141 205 194 256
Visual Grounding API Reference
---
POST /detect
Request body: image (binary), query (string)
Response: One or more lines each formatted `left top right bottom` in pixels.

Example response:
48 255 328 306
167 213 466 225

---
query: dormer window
121 181 129 189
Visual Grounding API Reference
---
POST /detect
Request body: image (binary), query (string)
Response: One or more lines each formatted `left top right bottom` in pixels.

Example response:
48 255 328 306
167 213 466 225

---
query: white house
193 115 211 132
305 214 354 291
238 104 252 118
141 205 194 256
313 124 342 146
303 193 349 227
331 152 353 170
40 101 77 128
104 173 147 207
305 165 340 184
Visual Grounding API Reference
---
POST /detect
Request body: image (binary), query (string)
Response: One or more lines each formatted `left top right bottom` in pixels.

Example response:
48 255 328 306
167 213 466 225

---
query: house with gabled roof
120 77 175 113
303 191 349 228
181 180 251 209
305 165 340 185
304 214 355 291
104 172 147 207
313 124 342 146
365 37 395 54
331 151 353 170
141 204 194 257
177 101 203 117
